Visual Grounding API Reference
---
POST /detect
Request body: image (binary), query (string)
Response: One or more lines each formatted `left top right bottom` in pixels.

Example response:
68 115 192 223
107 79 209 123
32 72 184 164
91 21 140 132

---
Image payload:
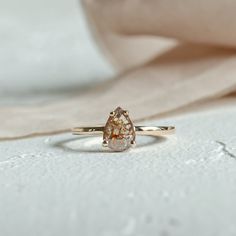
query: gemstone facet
103 107 136 151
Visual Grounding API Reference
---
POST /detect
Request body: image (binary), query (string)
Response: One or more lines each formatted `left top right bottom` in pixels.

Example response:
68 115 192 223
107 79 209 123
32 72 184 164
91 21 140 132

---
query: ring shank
135 126 175 136
72 126 175 136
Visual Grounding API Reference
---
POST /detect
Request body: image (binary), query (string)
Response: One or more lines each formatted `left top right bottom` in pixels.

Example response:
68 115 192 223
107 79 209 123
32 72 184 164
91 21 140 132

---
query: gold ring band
72 126 175 136
72 107 175 152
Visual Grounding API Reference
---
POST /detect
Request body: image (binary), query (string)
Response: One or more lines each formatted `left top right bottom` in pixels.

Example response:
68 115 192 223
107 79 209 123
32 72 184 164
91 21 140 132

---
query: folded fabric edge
0 95 234 142
81 0 121 71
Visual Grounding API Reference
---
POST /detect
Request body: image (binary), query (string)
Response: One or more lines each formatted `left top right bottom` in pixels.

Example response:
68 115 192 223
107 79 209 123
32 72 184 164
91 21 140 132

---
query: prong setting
131 140 136 147
110 111 115 117
124 110 129 116
102 140 108 147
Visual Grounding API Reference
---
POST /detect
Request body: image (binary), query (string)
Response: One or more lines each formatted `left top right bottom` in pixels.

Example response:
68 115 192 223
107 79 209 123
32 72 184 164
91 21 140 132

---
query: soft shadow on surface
52 135 167 154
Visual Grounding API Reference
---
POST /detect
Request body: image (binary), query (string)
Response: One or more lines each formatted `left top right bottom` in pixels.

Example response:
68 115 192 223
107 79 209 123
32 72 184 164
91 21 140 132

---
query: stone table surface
0 100 236 236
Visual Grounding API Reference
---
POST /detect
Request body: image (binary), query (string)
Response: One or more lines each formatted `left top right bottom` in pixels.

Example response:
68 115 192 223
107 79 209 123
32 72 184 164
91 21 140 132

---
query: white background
0 0 113 93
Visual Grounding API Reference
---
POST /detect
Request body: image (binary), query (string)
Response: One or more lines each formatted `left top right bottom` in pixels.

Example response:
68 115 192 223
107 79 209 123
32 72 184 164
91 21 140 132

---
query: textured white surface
0 102 236 236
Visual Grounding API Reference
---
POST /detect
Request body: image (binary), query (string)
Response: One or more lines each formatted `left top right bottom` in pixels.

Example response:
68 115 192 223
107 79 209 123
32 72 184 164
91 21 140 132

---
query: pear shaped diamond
103 107 136 151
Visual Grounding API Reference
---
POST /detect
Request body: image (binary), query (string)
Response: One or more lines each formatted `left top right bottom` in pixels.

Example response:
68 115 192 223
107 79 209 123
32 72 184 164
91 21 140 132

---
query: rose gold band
72 126 175 136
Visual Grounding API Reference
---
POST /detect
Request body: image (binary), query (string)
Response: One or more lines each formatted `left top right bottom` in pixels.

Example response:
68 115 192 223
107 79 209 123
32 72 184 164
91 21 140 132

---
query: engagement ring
72 107 175 152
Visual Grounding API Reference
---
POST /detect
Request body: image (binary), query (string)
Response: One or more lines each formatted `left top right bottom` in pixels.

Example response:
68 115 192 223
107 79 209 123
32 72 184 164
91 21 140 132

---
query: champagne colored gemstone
103 107 136 151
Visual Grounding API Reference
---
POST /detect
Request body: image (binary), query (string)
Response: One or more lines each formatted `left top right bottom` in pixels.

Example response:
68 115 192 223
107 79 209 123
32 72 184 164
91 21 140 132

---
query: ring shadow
52 135 167 154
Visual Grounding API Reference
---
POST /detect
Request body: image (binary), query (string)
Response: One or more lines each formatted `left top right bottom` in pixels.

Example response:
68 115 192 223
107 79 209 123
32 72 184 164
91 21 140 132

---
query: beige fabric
1 0 236 140
83 0 236 69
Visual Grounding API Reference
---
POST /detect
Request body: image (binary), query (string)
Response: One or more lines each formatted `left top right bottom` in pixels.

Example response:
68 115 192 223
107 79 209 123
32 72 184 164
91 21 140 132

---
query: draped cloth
1 0 236 140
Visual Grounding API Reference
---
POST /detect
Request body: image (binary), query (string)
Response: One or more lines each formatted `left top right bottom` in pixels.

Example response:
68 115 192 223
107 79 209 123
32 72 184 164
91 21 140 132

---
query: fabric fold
1 44 236 140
